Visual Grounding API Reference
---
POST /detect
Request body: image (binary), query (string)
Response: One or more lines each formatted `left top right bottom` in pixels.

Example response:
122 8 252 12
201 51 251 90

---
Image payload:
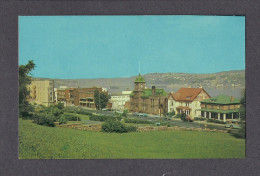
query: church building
130 74 168 115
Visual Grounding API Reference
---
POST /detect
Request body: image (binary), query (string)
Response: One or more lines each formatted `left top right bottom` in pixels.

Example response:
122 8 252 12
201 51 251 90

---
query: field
19 119 245 159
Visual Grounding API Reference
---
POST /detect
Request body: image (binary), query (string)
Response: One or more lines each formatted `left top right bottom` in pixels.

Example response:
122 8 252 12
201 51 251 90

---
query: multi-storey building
54 86 67 105
200 95 241 122
130 74 168 115
168 88 211 119
65 87 108 108
28 80 54 106
110 90 132 111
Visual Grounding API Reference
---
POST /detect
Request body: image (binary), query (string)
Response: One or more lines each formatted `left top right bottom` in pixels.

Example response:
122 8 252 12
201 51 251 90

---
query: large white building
110 91 132 111
168 88 211 119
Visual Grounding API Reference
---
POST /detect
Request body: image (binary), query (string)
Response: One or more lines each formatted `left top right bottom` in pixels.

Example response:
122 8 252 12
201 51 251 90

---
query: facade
65 87 107 108
168 88 211 119
54 86 67 106
200 95 241 122
130 74 168 115
28 80 55 106
110 90 132 111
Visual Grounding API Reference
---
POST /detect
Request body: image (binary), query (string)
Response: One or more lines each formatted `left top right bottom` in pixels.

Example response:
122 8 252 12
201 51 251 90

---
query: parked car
137 113 144 116
225 120 241 129
153 115 161 118
133 112 139 116
143 113 148 117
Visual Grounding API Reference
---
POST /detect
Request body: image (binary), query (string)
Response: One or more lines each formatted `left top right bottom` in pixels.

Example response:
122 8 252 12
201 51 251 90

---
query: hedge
89 114 122 122
124 118 153 124
101 119 137 133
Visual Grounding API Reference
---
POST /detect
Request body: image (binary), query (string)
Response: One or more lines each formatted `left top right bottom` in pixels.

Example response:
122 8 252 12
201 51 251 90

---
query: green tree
19 60 35 117
240 88 246 121
122 109 128 118
94 90 110 110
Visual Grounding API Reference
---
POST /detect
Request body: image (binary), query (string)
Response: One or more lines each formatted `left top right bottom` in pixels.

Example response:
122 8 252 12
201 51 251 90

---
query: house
168 88 211 119
28 80 55 106
110 90 132 111
130 74 168 115
200 95 241 122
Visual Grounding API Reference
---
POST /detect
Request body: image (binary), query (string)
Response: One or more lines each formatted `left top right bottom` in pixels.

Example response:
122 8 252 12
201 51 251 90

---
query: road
79 107 227 131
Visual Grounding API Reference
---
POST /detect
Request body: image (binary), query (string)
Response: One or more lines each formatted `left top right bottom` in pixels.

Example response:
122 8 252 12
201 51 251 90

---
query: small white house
168 88 211 119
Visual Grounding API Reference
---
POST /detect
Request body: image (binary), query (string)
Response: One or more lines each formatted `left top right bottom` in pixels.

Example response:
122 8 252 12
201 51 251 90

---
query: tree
240 88 246 121
94 90 110 110
19 60 35 117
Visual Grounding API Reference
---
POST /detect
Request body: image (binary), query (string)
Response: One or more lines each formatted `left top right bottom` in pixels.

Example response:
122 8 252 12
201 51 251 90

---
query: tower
134 73 145 91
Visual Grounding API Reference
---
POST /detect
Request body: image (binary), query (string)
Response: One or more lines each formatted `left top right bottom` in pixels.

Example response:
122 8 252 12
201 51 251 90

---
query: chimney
152 86 155 96
231 96 234 102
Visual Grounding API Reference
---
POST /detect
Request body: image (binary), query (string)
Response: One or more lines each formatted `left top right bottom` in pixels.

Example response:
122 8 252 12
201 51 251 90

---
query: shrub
122 109 128 118
59 115 68 124
207 119 226 124
159 121 172 127
180 113 187 121
64 114 81 121
230 124 245 139
101 119 136 133
166 111 175 117
33 113 55 127
124 118 153 124
194 117 206 121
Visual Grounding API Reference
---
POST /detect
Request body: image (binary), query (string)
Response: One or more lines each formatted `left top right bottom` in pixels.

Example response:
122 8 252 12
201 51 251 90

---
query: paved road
78 107 227 131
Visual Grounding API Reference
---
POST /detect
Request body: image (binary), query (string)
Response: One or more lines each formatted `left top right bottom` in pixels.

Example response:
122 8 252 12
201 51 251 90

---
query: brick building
65 87 107 108
130 74 168 115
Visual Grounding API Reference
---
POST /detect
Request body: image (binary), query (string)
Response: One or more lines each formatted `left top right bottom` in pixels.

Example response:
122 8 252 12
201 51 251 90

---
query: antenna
139 61 140 74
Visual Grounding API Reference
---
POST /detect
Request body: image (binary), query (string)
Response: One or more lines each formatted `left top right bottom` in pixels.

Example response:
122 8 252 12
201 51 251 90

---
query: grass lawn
19 119 245 159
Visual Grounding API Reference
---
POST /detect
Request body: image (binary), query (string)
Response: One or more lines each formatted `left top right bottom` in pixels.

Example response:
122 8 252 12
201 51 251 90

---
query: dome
135 73 145 83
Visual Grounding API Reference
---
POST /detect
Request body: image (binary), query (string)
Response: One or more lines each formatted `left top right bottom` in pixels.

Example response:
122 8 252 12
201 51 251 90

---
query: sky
19 15 245 79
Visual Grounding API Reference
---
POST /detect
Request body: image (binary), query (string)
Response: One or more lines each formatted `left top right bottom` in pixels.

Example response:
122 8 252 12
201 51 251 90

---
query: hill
33 70 245 98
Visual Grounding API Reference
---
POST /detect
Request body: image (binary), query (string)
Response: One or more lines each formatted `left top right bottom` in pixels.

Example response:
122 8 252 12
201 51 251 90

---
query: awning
176 106 191 110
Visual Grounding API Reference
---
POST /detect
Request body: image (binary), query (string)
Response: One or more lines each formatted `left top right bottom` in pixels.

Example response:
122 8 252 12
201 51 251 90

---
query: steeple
135 73 145 83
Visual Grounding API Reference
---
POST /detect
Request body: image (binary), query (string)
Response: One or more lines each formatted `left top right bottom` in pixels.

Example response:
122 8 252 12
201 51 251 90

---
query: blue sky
19 15 245 79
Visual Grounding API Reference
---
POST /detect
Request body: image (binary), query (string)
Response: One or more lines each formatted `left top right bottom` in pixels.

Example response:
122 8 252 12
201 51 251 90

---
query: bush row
207 119 226 124
89 114 122 122
194 117 206 121
124 118 153 124
102 119 137 133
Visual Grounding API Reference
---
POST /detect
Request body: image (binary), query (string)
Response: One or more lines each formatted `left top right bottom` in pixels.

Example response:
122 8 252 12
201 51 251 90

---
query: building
200 95 241 122
54 86 67 106
28 80 54 106
110 90 132 111
130 74 168 115
65 87 108 108
168 88 211 119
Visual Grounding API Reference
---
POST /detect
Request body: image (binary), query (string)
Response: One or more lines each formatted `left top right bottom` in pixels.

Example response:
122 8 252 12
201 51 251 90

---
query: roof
201 108 240 114
141 88 167 98
135 73 145 83
201 95 240 105
171 88 210 102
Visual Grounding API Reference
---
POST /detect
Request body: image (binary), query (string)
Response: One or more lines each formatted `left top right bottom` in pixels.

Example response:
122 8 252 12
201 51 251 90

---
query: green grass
19 119 245 159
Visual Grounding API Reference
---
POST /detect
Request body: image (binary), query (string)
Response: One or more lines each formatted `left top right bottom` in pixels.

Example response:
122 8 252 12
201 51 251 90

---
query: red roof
171 88 210 102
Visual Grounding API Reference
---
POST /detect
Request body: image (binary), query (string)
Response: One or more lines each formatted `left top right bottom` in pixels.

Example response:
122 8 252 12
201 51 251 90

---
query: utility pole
99 91 101 110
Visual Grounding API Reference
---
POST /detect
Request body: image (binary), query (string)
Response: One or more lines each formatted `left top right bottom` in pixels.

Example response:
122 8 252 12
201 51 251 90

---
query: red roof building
168 88 211 119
